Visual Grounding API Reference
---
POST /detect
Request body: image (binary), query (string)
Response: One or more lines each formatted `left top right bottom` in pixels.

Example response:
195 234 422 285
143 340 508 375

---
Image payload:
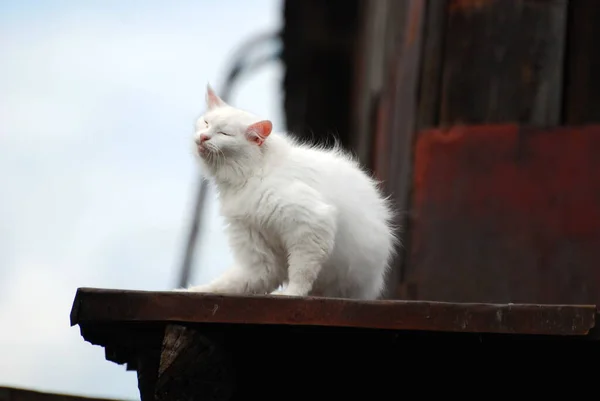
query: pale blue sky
0 0 284 399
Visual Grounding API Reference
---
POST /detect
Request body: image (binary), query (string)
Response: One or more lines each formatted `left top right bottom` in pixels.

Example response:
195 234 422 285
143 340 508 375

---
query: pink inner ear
246 120 273 146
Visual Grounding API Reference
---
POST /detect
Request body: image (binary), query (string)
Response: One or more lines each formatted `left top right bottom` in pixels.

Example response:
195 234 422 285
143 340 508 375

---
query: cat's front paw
186 284 213 293
275 283 309 297
270 288 301 297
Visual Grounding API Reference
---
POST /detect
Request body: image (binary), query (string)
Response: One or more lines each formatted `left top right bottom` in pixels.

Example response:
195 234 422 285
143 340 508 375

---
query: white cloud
0 0 284 399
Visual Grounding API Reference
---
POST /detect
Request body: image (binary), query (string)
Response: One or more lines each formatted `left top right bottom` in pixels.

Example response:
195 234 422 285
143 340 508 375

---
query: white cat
182 84 398 299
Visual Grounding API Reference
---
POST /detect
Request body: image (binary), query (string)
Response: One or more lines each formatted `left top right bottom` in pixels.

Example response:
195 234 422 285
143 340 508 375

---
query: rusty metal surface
71 287 596 337
407 124 600 305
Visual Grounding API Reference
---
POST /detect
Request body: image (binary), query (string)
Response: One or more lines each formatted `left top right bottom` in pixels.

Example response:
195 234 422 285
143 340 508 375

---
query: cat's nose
195 134 209 145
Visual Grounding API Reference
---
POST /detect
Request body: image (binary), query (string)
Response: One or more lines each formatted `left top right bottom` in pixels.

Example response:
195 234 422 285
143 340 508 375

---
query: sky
0 0 284 399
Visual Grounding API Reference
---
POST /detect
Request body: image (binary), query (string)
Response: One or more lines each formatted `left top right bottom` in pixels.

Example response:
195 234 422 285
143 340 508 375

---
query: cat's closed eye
218 131 232 136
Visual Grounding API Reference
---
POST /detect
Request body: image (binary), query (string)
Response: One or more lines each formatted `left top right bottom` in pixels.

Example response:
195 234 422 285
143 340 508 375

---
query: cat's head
194 84 273 174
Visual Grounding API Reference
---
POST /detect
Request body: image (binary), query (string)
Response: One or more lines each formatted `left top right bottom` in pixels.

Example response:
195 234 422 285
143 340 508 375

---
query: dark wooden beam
137 350 161 401
416 0 448 130
349 0 389 167
281 0 361 148
70 288 596 336
360 0 428 299
155 325 234 401
407 124 600 304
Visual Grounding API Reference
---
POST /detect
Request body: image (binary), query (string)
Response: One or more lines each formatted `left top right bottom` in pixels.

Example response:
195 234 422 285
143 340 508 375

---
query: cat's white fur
182 84 398 299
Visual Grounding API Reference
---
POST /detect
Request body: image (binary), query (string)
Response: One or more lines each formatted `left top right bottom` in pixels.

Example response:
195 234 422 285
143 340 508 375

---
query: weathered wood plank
416 0 447 129
564 0 600 123
70 287 596 336
350 0 391 167
69 321 600 400
407 124 600 305
364 0 427 298
439 0 568 125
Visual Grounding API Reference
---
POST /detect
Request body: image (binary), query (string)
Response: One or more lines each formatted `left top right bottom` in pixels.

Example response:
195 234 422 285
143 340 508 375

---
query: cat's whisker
217 148 225 166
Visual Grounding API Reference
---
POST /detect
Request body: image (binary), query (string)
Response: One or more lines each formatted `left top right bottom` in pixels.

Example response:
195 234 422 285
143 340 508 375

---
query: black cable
221 32 282 100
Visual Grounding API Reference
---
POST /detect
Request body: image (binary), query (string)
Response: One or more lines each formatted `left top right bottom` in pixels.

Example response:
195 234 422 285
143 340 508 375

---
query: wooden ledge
70 287 596 336
70 288 600 400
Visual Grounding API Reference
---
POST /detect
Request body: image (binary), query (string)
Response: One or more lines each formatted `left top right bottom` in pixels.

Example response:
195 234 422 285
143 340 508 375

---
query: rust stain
413 124 519 210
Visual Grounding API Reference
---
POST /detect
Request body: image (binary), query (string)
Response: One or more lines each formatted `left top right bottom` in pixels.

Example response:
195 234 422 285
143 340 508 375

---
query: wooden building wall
351 0 600 304
282 0 600 304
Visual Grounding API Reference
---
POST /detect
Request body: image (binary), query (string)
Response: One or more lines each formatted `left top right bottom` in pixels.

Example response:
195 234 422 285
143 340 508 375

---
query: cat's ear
206 83 226 110
246 120 272 146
